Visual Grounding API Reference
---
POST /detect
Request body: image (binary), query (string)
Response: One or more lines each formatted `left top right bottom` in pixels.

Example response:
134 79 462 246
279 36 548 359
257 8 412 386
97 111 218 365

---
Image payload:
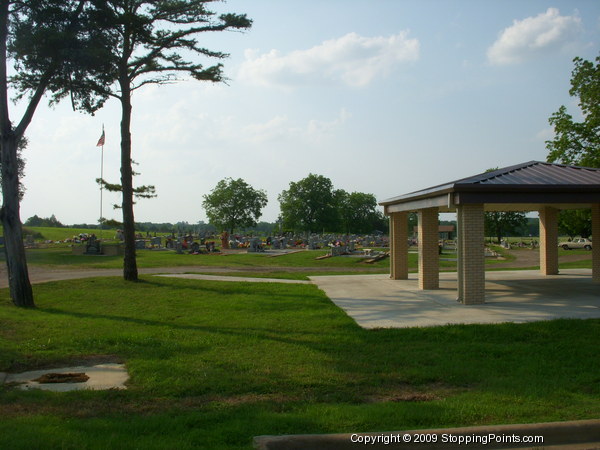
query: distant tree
1 0 111 307
172 221 196 235
23 214 41 226
482 169 527 243
408 212 418 236
250 221 276 235
80 1 251 281
545 55 599 237
103 218 122 229
485 211 528 243
24 214 64 227
337 190 385 234
278 174 339 233
558 209 592 238
196 221 217 235
203 178 267 234
522 217 539 237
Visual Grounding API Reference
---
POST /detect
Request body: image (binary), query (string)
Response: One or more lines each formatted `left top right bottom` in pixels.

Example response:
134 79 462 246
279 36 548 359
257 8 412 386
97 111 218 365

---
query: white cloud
487 8 582 65
242 115 297 143
241 109 351 145
306 109 351 141
239 31 419 88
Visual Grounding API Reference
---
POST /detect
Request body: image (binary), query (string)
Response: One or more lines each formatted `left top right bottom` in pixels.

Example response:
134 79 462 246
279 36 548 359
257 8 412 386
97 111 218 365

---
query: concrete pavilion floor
309 269 600 329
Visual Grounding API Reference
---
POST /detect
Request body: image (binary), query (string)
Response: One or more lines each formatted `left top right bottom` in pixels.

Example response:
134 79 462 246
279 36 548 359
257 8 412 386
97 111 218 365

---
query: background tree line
202 174 388 235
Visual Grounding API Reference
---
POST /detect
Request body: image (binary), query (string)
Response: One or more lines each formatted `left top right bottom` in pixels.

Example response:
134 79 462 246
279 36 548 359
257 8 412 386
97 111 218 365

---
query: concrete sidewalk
310 269 600 328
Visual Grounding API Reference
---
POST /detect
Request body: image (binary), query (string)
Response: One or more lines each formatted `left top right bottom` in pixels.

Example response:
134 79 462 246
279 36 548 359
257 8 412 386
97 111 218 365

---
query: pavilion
379 161 600 304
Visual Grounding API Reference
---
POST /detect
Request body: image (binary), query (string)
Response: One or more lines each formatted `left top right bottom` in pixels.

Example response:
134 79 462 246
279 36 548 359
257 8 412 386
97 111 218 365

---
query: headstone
175 240 183 254
135 240 146 250
151 237 161 247
85 235 101 254
331 245 347 257
248 238 264 253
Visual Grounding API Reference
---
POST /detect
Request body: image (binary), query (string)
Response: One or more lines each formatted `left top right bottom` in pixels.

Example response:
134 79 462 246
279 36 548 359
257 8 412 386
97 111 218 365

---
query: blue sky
16 0 600 225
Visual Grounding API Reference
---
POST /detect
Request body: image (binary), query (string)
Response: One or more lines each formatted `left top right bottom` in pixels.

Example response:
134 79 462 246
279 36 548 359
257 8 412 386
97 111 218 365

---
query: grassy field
15 242 591 273
0 227 596 448
17 246 396 271
21 226 119 242
1 277 598 449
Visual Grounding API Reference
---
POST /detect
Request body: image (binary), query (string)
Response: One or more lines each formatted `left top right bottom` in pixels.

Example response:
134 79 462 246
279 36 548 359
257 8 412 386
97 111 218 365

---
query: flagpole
99 125 105 241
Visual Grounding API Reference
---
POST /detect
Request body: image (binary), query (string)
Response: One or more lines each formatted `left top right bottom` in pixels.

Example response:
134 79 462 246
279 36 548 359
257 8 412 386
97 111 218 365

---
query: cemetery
1 195 598 448
1 255 598 449
1 1 599 447
65 227 393 260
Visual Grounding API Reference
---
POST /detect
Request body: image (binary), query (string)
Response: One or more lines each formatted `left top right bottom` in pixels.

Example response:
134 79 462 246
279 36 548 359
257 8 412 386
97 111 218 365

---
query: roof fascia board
385 194 450 214
380 187 453 206
455 191 600 204
454 184 600 192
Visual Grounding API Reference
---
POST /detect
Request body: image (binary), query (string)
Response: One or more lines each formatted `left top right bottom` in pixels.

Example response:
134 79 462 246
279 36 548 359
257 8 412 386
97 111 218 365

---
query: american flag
96 129 105 147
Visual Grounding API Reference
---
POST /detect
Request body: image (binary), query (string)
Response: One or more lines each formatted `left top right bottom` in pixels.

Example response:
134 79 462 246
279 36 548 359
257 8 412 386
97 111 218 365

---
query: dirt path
488 248 591 269
0 264 384 288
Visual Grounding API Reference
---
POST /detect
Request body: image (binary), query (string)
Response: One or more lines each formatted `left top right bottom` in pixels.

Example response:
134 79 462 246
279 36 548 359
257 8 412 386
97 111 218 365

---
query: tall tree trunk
0 2 34 307
0 134 34 307
119 78 138 281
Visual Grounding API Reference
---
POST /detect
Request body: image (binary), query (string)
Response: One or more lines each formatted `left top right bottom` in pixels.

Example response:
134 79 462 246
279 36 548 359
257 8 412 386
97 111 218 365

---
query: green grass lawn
17 247 395 271
11 242 503 270
9 244 590 277
1 277 599 449
22 226 119 242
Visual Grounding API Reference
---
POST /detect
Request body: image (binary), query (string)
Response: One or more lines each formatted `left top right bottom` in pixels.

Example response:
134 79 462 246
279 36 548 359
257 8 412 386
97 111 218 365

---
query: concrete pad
154 274 311 284
310 269 600 328
4 363 128 392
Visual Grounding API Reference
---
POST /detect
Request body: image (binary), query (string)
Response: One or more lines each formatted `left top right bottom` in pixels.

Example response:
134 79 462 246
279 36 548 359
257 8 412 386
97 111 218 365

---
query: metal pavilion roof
380 161 600 211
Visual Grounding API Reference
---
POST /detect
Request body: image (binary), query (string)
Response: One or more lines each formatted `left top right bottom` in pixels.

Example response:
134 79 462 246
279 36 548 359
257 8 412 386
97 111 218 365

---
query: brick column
539 207 559 275
456 205 464 302
592 204 600 283
418 208 439 290
458 204 485 304
390 212 408 280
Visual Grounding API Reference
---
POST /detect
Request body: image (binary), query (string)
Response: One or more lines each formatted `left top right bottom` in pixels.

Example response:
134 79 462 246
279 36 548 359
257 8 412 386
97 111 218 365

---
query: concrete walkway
310 269 600 328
